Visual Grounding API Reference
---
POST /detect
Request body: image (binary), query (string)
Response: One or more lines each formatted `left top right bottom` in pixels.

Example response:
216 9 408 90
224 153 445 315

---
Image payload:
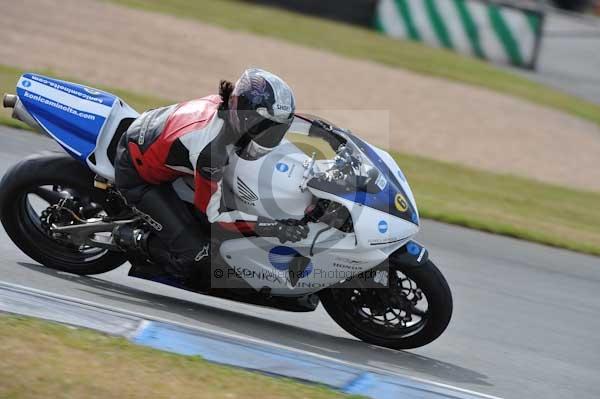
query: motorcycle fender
390 241 428 267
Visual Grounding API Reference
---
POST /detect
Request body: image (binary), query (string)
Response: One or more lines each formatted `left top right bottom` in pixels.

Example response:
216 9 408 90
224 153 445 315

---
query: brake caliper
39 198 83 236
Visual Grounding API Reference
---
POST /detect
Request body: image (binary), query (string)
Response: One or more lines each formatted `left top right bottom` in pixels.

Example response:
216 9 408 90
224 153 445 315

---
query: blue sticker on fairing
275 162 289 173
268 246 313 277
16 73 116 162
406 241 421 256
378 220 388 234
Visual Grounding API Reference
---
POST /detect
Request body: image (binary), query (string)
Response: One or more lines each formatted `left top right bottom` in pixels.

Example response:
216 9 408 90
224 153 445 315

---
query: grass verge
394 152 600 256
108 0 600 126
0 315 357 399
1 64 599 256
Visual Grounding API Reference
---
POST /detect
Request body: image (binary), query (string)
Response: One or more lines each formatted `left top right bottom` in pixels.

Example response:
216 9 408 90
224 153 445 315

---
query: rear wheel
0 153 127 275
319 259 452 349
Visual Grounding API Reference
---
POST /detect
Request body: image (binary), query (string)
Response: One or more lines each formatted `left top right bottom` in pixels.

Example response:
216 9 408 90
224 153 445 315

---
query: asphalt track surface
0 127 599 399
516 11 600 104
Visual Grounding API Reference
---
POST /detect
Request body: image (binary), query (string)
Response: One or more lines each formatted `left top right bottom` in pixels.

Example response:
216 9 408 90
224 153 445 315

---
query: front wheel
319 259 452 349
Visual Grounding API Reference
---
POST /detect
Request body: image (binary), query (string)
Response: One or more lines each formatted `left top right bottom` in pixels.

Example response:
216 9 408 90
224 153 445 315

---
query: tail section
14 73 116 161
5 73 139 180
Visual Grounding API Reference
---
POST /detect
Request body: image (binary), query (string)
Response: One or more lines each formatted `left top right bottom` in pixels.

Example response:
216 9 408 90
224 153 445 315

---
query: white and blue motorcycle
0 74 452 349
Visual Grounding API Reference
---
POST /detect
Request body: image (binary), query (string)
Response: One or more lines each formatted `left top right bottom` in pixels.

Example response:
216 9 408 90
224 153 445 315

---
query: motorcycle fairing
307 185 418 249
219 228 390 295
16 73 116 162
308 131 419 226
223 141 314 220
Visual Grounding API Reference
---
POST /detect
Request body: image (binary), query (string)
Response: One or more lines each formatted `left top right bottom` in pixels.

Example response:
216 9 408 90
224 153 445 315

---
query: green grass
2 64 599 256
0 315 359 399
394 152 600 256
108 0 600 126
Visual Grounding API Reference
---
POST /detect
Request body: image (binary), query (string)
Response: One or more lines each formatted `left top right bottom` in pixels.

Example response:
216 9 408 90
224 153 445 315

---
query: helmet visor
241 140 275 161
248 117 289 146
239 118 290 160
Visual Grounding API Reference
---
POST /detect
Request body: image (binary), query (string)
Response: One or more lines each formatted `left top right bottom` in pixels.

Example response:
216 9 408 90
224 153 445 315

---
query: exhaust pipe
2 93 44 134
3 93 17 108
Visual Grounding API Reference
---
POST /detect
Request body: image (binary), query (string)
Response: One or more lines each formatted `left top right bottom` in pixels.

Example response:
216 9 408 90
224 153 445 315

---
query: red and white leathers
123 95 258 234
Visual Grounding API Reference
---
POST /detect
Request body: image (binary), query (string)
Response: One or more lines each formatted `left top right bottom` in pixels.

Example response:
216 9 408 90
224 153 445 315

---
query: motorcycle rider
113 68 309 286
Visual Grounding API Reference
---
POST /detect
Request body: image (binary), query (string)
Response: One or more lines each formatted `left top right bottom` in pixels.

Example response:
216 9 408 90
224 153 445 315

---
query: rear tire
0 153 127 275
320 259 453 349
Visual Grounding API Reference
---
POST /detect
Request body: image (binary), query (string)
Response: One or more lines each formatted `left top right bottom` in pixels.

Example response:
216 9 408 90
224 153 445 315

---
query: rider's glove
255 217 309 243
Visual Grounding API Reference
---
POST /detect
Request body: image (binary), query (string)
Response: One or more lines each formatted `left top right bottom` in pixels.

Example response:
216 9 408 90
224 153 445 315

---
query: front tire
320 259 453 349
0 153 127 275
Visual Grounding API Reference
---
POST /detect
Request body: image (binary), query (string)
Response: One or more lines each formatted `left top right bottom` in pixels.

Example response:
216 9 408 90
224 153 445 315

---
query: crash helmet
228 68 295 160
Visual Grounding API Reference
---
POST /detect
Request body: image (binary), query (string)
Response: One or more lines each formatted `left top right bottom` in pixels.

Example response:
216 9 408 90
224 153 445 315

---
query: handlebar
299 145 364 192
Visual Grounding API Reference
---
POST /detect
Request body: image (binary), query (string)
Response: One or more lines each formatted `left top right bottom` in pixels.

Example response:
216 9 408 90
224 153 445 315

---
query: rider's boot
113 225 176 282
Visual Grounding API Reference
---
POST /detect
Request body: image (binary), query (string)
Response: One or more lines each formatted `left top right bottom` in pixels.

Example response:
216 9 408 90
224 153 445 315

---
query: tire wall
246 0 545 70
375 0 545 69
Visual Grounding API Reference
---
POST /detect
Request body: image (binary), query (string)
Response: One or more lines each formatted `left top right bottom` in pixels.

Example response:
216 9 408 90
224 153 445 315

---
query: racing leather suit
114 95 258 281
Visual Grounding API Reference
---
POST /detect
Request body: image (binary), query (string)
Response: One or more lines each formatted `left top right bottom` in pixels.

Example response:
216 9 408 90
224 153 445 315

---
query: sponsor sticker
26 74 112 105
375 174 387 190
195 244 210 261
268 246 313 277
368 236 402 245
236 177 258 206
394 193 408 212
275 162 289 173
21 91 97 121
417 248 426 263
334 257 369 265
83 87 102 96
406 241 421 256
332 262 364 271
378 220 388 234
202 166 220 176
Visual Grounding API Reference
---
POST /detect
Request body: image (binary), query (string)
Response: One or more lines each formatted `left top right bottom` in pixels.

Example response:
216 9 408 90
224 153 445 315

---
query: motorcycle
0 73 452 349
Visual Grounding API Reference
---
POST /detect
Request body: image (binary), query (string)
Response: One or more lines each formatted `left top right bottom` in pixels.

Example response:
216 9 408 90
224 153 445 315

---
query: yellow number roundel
394 193 408 212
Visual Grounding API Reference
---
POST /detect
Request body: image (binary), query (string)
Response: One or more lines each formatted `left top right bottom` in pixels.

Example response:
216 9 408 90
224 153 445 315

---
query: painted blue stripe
343 372 378 394
133 321 360 388
17 87 107 162
131 321 490 399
